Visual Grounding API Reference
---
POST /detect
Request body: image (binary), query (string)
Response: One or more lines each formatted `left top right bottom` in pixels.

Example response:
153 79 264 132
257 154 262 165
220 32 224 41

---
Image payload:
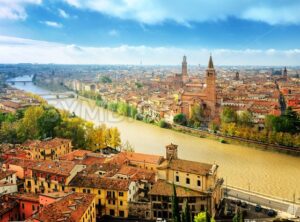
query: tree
194 212 215 222
182 199 191 222
54 117 87 148
158 119 169 128
37 107 61 138
221 107 237 124
21 106 44 139
0 121 18 144
100 76 112 83
86 125 107 151
237 111 253 127
190 104 204 127
232 207 243 222
107 127 121 148
173 113 188 126
172 183 181 222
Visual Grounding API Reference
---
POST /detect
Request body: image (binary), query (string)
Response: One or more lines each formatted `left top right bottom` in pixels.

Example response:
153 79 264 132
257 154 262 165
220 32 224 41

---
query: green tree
194 212 215 222
190 104 204 127
54 117 87 148
237 111 253 127
182 199 191 222
100 76 112 83
172 183 181 222
233 207 243 222
221 107 237 124
37 107 61 138
21 106 44 139
173 113 188 126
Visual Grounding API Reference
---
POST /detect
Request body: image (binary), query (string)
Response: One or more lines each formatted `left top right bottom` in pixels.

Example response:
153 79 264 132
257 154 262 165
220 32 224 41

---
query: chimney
166 143 178 160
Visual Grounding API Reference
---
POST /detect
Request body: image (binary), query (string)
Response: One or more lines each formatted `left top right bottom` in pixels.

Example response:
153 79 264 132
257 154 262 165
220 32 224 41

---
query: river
10 81 300 202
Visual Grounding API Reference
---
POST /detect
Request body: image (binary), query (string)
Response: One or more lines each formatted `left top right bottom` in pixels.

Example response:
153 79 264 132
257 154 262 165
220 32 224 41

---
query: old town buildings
0 139 223 221
61 55 299 128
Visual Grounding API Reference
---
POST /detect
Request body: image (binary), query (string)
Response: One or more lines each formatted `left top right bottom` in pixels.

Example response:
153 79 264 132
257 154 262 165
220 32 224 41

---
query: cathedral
177 55 218 122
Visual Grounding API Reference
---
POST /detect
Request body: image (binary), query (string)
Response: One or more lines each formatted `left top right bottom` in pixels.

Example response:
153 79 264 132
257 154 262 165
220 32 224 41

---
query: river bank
77 94 300 156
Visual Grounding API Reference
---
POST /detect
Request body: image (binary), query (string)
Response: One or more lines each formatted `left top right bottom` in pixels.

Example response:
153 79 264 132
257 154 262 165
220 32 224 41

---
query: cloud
58 8 70 18
108 29 119 37
63 0 300 25
0 0 41 20
0 35 300 66
41 21 63 28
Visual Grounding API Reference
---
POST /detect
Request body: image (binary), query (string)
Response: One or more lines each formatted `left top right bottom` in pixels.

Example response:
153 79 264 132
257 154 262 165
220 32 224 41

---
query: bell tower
206 55 217 115
182 55 188 83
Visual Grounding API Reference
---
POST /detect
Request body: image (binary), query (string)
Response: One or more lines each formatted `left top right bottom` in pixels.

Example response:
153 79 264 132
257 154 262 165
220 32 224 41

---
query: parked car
241 202 247 208
267 209 277 217
255 204 262 212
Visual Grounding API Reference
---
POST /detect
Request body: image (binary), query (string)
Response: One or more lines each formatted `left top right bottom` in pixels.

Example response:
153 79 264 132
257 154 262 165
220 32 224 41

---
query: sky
0 0 300 65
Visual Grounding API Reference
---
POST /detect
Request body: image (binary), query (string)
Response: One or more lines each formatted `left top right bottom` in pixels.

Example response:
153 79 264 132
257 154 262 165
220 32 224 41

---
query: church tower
206 55 217 116
282 67 287 81
182 55 188 83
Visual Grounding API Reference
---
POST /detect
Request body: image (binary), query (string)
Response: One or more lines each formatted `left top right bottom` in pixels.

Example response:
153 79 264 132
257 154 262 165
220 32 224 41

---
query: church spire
208 54 214 69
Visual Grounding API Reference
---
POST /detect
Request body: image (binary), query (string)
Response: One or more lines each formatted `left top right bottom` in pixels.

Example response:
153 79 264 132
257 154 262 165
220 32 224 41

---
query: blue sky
0 0 300 65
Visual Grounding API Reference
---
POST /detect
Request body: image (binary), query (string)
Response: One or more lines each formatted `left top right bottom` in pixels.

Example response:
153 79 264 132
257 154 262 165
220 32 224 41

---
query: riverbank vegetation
77 92 300 149
0 105 121 150
219 107 300 147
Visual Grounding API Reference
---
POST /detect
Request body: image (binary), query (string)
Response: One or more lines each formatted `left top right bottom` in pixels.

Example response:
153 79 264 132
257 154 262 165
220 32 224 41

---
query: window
109 209 115 216
120 201 123 206
176 176 179 182
119 210 125 217
98 190 101 195
22 203 25 209
72 188 75 192
87 189 91 194
32 205 35 211
83 189 86 193
119 192 123 196
186 178 190 184
197 180 201 186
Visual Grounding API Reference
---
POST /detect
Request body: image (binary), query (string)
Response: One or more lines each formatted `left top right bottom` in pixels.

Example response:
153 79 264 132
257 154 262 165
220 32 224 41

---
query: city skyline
0 0 300 65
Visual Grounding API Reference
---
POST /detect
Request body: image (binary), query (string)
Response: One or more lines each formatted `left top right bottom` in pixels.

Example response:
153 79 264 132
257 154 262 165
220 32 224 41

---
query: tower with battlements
182 55 188 83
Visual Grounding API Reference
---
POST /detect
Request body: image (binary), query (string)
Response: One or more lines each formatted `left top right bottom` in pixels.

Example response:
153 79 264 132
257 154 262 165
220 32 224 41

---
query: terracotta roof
30 160 76 176
23 138 71 150
11 193 39 203
115 165 156 183
0 170 16 180
32 192 95 222
69 174 131 191
0 197 18 216
149 180 204 197
59 150 91 161
157 158 214 176
4 157 39 168
110 152 163 165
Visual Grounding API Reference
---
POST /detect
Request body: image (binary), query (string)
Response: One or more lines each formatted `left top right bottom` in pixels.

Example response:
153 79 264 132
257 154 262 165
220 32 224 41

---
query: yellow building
25 160 85 194
68 174 137 218
149 143 223 220
23 138 72 160
30 192 96 222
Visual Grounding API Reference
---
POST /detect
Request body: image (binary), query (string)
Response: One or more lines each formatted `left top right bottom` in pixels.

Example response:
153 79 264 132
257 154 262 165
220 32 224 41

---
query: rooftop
149 180 204 197
157 158 215 176
69 174 131 191
32 192 95 222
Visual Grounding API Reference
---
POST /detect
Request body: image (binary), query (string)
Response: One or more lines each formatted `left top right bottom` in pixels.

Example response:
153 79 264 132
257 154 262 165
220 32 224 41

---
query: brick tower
205 55 217 116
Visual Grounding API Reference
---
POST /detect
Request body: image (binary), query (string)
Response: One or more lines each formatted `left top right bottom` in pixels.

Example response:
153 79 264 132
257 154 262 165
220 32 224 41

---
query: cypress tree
172 183 181 222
